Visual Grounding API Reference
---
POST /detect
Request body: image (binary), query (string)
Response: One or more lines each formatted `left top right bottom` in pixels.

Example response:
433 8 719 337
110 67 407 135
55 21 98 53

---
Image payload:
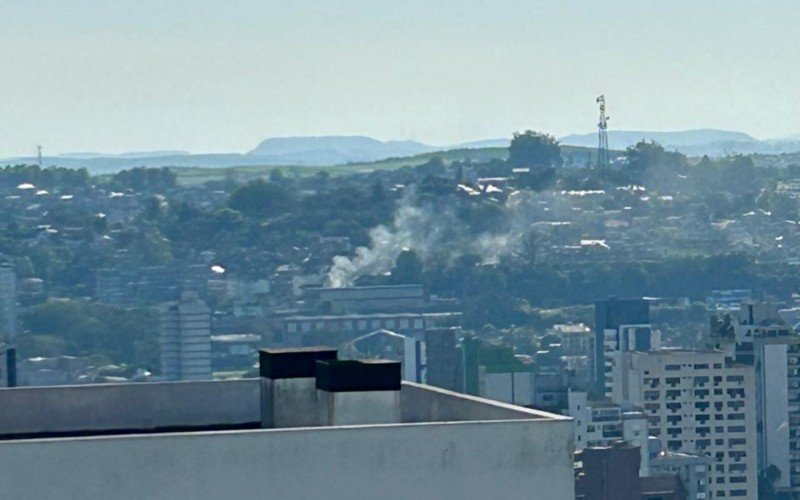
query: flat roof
0 380 568 444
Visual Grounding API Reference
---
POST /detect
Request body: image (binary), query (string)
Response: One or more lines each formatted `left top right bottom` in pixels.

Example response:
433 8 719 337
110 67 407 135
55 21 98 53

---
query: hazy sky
1 0 798 156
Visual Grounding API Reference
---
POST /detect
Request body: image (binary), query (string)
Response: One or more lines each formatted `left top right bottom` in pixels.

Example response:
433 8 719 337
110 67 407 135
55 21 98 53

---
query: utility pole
596 95 610 167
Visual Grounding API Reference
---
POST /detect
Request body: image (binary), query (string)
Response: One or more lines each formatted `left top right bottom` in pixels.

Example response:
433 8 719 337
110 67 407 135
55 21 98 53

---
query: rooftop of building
642 347 723 355
639 475 687 498
652 450 709 461
281 311 461 321
0 347 568 443
304 284 425 292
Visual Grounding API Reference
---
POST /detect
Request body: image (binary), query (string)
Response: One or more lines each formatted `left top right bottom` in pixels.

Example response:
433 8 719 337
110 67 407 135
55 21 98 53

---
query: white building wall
765 343 791 490
0 264 16 341
0 418 574 500
482 372 533 406
160 292 211 381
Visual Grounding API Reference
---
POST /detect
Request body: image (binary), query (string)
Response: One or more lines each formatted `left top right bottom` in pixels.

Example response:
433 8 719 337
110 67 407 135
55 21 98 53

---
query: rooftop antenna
596 95 610 167
36 145 42 168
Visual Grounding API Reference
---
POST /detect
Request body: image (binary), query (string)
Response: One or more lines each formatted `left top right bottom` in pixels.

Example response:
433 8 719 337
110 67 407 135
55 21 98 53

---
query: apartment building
594 298 658 396
711 301 800 495
568 390 650 476
614 349 757 498
0 343 15 387
159 291 212 381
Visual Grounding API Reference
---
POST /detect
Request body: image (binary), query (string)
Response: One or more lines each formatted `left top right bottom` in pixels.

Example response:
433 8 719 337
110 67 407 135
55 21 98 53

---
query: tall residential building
568 390 650 476
0 263 17 341
0 343 16 387
614 349 758 499
160 291 212 381
711 301 800 495
594 298 656 396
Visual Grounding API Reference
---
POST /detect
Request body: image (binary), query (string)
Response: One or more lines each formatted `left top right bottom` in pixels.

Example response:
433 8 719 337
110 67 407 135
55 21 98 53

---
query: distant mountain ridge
4 130 800 173
559 129 757 149
247 136 438 164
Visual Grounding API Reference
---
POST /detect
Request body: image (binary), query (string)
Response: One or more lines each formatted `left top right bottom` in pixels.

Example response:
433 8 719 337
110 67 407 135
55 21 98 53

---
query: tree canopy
227 179 293 219
508 131 563 169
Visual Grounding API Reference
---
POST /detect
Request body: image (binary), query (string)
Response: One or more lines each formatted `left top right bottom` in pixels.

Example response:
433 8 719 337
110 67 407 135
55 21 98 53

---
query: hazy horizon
1 0 798 157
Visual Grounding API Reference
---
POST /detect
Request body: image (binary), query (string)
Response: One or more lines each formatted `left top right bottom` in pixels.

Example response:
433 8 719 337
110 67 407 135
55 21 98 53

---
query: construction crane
596 95 609 167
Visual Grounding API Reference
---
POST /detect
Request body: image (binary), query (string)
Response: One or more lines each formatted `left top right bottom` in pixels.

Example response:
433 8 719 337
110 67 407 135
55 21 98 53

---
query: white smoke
326 191 538 287
327 203 433 287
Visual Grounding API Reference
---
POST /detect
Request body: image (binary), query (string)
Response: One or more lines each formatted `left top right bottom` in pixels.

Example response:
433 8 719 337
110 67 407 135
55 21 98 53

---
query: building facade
0 263 16 341
569 390 650 476
594 298 654 396
712 301 800 495
160 291 212 381
613 349 758 499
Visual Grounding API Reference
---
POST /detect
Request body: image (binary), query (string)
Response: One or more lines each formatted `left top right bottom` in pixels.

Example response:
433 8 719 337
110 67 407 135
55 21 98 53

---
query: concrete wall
0 379 259 436
0 417 574 500
400 381 565 423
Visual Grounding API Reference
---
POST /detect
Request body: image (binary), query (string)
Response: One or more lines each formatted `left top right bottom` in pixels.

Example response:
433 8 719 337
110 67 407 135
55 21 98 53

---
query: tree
227 179 293 219
390 250 423 284
508 131 562 169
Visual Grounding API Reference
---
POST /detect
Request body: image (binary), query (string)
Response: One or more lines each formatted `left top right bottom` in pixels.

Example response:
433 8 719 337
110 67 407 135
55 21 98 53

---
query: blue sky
1 0 798 156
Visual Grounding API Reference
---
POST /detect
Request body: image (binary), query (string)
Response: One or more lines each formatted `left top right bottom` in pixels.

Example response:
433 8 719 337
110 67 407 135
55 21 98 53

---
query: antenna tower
596 95 609 166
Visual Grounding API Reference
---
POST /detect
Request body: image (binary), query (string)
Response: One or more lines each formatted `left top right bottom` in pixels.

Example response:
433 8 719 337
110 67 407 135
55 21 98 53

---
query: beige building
613 349 757 499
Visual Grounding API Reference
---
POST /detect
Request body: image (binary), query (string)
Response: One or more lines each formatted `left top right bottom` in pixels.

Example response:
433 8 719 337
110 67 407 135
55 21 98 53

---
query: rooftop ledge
0 379 568 443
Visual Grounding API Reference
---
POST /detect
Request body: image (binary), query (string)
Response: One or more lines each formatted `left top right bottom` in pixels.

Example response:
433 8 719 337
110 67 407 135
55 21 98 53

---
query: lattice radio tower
596 95 610 166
